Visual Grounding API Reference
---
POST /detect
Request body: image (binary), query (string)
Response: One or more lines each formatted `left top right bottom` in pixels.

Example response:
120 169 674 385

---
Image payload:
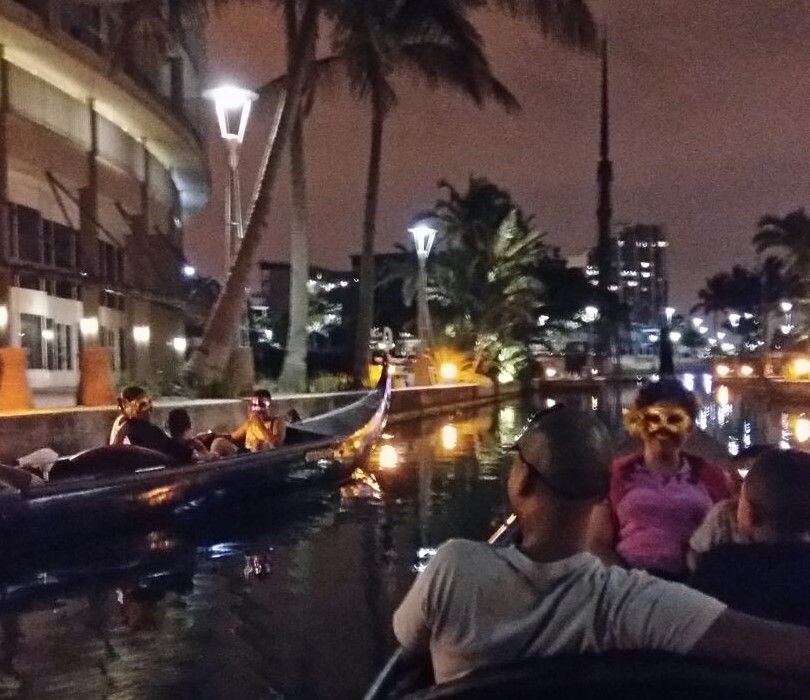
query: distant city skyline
189 0 810 311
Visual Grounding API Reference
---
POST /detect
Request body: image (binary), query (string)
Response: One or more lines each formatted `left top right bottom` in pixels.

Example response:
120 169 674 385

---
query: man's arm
587 502 624 566
691 609 810 681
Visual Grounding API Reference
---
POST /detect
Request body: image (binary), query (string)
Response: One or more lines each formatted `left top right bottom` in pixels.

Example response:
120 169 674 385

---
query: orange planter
0 347 33 411
77 346 115 407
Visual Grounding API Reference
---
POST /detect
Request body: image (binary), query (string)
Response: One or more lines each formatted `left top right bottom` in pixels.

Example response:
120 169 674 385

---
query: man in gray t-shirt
393 406 810 685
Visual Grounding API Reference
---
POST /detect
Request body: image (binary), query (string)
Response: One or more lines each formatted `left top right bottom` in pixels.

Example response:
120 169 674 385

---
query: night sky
187 0 810 311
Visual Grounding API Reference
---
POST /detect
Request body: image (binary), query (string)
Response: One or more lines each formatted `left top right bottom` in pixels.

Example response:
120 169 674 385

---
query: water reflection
1 380 808 698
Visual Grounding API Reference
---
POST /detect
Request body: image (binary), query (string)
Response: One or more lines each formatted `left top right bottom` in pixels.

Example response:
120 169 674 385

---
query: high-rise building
0 1 208 391
611 223 669 326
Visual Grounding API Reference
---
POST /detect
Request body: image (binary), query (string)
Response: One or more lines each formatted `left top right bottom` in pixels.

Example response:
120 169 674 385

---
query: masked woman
588 378 733 580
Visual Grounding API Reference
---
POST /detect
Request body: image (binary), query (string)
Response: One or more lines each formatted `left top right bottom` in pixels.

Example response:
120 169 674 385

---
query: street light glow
409 223 437 260
728 313 741 327
692 317 703 328
665 306 676 323
182 264 196 278
669 331 682 343
203 84 259 143
582 305 599 323
780 300 793 313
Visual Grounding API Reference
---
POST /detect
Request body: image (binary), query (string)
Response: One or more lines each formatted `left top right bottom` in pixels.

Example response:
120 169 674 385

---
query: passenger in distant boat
110 385 148 445
587 378 733 580
690 448 810 626
393 406 810 685
166 408 210 462
231 389 287 452
111 387 195 464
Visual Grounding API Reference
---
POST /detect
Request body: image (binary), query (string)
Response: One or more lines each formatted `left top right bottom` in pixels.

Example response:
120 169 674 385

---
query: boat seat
48 445 178 481
0 463 44 493
398 652 808 700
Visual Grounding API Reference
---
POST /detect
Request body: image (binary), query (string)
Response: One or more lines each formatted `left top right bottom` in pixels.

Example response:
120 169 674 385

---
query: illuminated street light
664 306 676 324
669 330 682 343
133 325 151 345
691 317 703 329
204 84 259 275
182 264 196 278
409 222 438 350
780 300 793 313
582 305 600 323
728 312 741 327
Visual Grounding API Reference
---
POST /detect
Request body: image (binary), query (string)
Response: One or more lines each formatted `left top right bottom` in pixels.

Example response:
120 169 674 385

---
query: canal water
0 377 808 699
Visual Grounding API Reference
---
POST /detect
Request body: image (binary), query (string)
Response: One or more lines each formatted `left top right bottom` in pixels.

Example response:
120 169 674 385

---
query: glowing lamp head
739 364 754 377
669 331 682 343
133 325 151 345
172 336 188 354
582 306 599 323
544 367 558 379
409 223 437 260
80 316 99 337
439 362 458 383
780 300 793 313
728 313 741 327
203 85 259 143
182 264 196 278
664 306 676 323
440 424 458 451
715 363 731 378
793 357 810 376
795 417 810 443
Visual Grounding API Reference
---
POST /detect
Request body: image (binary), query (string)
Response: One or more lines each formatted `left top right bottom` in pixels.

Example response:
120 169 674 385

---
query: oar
363 514 519 700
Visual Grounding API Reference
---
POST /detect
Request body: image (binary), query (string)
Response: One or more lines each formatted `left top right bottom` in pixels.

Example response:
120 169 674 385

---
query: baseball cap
512 404 614 500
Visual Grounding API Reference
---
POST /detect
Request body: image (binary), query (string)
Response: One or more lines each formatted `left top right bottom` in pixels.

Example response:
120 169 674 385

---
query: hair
253 389 272 400
733 444 773 465
634 378 699 420
166 408 192 439
745 449 810 536
210 437 238 458
119 385 147 404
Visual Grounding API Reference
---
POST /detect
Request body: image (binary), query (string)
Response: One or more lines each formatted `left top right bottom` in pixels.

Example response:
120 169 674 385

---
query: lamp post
409 223 437 351
203 84 258 276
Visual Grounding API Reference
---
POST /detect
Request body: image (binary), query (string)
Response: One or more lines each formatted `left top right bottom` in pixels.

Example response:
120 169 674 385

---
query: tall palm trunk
278 0 310 391
188 0 319 387
353 94 386 387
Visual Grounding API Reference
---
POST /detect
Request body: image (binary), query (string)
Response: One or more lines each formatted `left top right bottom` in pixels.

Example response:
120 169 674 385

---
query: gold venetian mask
624 404 693 439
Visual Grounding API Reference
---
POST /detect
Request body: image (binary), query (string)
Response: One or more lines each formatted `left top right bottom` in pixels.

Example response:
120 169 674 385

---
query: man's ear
514 460 535 497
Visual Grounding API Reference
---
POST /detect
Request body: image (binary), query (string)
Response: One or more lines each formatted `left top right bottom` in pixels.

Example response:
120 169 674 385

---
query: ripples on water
1 377 808 699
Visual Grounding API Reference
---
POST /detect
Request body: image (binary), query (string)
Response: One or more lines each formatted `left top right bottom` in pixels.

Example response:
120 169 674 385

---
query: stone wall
0 382 521 461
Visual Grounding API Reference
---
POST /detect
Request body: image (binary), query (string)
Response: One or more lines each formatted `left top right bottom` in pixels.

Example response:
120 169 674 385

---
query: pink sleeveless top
612 457 716 575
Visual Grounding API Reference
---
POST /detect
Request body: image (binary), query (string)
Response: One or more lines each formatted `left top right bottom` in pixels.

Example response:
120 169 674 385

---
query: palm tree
326 1 522 387
187 0 324 387
754 209 810 284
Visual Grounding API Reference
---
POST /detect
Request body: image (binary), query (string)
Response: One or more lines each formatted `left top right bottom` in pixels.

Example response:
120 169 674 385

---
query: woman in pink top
588 379 733 579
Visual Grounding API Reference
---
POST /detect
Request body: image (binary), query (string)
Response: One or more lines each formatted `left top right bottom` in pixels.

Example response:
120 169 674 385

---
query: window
19 313 43 369
52 223 76 269
45 318 56 370
98 239 124 284
47 278 78 300
16 205 41 263
101 289 125 310
16 272 41 290
56 323 74 371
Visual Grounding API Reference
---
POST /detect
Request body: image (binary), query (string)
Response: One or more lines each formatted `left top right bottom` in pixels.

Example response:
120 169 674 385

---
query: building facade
611 223 669 327
0 1 208 391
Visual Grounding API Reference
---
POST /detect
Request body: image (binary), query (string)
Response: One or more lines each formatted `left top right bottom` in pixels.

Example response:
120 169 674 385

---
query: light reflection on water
0 379 808 699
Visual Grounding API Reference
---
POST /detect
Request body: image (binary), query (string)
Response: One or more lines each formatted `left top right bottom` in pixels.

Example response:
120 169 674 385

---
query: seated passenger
166 408 210 462
110 385 146 445
393 406 810 685
686 445 771 570
231 389 286 452
112 387 195 464
689 448 810 626
587 379 733 580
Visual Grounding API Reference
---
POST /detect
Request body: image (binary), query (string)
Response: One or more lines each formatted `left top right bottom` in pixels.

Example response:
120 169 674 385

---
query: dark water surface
0 378 806 699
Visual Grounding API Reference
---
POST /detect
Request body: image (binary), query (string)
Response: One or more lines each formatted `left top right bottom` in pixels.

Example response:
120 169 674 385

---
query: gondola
0 363 391 547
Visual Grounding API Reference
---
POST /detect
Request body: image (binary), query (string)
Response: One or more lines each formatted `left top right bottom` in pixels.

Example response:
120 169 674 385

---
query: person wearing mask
231 389 286 452
690 448 810 626
393 406 810 685
112 387 195 464
587 379 733 579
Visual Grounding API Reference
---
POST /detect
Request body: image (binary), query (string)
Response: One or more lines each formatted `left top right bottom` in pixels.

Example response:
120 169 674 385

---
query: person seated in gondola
689 448 810 626
393 406 810 685
110 385 146 445
111 386 195 464
230 389 286 452
166 408 210 462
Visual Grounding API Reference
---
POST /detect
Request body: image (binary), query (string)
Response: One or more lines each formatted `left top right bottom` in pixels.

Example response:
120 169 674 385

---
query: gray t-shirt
393 539 727 683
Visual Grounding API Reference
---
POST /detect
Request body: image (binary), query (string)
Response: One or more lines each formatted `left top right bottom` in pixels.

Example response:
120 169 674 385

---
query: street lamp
203 84 259 275
780 300 793 314
664 306 676 324
669 330 682 343
409 222 437 350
